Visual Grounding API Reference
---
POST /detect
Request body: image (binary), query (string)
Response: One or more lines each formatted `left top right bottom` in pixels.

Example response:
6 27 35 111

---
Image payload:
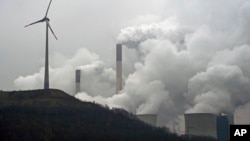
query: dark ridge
0 89 216 141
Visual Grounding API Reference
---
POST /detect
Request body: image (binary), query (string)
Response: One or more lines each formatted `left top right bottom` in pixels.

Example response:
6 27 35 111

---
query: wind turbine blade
48 23 58 40
24 19 44 27
45 0 53 17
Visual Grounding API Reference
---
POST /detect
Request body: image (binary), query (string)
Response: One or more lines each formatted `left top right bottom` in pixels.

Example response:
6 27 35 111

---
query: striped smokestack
75 69 81 94
116 44 122 94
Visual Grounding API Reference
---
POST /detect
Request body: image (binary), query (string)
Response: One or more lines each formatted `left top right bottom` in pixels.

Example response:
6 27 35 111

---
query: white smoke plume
14 48 116 96
14 0 250 132
185 64 250 114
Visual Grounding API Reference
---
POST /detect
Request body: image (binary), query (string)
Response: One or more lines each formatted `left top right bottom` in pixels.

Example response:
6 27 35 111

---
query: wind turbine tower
25 0 57 89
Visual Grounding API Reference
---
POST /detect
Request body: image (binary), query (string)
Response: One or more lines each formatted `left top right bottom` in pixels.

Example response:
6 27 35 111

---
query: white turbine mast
25 0 57 89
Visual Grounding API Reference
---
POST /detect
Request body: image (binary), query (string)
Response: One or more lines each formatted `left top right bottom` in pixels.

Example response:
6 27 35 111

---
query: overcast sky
0 0 165 89
1 0 250 132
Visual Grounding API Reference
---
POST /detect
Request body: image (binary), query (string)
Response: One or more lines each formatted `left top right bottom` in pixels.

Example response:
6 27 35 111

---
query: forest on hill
0 89 216 141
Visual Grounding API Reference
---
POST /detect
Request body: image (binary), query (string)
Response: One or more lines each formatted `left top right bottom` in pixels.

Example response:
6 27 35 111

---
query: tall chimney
75 69 81 94
116 44 122 94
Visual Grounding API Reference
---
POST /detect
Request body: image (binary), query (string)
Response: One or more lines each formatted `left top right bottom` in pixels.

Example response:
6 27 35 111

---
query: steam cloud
14 0 250 132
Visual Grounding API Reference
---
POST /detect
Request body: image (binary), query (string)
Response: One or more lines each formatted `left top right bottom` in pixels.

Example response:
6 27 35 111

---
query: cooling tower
75 69 81 94
185 113 217 138
185 113 234 140
137 114 157 126
116 44 122 94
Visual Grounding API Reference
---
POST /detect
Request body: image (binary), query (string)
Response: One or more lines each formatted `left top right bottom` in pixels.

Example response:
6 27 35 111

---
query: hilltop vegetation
0 89 216 141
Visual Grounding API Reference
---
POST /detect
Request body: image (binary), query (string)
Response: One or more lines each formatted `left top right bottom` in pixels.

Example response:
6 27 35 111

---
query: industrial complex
74 43 234 141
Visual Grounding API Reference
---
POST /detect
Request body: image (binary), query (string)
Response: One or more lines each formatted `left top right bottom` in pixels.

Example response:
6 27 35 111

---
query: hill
0 89 216 141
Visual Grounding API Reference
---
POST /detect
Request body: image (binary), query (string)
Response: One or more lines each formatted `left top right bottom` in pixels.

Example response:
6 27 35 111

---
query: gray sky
1 0 250 132
0 0 164 89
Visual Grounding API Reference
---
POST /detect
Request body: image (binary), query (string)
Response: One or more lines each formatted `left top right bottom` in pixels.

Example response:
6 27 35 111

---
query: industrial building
184 113 233 141
137 114 157 126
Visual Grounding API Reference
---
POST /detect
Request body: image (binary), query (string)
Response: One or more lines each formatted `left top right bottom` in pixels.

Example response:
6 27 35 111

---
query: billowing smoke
186 64 250 114
14 0 250 133
14 48 116 97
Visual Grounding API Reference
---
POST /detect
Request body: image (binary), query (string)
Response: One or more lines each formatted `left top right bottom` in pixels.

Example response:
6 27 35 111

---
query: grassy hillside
0 89 216 141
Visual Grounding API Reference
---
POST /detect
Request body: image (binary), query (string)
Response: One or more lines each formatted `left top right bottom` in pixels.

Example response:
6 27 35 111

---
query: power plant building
184 113 233 141
137 114 157 126
216 114 234 141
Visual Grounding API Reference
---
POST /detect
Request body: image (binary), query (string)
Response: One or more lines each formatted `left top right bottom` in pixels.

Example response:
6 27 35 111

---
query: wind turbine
25 0 57 89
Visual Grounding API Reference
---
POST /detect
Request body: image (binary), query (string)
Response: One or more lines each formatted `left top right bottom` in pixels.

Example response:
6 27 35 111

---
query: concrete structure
75 69 81 94
216 114 234 141
137 114 157 126
185 113 234 141
185 113 217 138
116 44 122 94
